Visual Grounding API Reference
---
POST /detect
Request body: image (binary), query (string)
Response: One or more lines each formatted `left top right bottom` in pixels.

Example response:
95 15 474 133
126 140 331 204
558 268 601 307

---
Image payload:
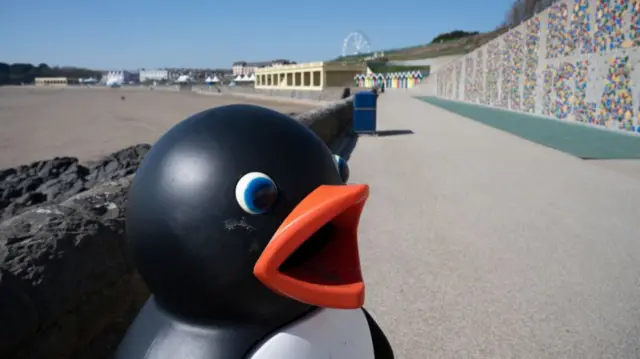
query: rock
0 144 150 221
0 176 148 359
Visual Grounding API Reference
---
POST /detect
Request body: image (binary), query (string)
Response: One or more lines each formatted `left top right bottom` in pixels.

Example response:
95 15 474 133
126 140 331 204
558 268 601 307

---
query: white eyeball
235 172 278 215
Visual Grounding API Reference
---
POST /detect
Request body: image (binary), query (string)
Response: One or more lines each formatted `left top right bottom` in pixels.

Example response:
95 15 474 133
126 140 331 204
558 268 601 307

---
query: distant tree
0 62 102 85
430 30 479 44
504 0 558 27
0 63 8 84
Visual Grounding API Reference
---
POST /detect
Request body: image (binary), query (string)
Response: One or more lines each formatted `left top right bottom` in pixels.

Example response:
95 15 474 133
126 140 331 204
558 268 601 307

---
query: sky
1 0 515 70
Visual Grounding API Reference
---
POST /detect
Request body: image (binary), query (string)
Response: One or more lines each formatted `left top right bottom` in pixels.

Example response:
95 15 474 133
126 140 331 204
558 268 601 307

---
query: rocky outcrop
0 177 147 359
0 99 355 359
0 146 150 359
0 145 150 221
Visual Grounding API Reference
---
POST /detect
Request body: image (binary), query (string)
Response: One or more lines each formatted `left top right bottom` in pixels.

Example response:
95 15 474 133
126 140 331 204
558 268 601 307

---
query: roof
246 61 272 68
234 60 286 68
175 75 191 83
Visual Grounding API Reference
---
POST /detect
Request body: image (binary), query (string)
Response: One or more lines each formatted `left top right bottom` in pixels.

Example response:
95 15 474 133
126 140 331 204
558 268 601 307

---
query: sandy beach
0 87 316 168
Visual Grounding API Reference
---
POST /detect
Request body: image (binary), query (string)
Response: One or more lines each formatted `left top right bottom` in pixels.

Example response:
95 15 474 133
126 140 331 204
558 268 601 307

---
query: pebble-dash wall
436 0 640 133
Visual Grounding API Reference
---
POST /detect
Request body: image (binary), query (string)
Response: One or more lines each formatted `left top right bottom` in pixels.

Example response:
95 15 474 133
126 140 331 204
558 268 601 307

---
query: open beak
253 184 369 309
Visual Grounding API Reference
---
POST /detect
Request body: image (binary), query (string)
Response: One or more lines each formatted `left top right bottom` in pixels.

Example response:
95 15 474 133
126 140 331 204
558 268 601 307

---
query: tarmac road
348 91 640 359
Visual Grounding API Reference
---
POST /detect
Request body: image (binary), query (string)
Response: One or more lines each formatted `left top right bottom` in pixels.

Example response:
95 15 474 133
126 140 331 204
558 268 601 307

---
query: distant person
341 88 351 99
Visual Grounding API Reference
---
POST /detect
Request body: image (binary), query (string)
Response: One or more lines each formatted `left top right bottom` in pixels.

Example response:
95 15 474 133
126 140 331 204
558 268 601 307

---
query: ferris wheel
342 31 372 57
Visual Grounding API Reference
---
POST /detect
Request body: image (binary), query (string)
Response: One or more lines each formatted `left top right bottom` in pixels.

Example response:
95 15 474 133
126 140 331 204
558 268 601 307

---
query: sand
0 87 316 169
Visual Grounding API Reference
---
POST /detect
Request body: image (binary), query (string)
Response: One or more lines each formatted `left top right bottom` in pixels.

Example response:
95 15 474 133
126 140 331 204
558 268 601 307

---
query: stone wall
0 99 355 359
435 0 640 134
195 85 364 102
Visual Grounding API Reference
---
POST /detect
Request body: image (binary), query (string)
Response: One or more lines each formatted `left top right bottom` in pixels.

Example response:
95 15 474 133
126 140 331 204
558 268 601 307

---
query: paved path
347 91 640 358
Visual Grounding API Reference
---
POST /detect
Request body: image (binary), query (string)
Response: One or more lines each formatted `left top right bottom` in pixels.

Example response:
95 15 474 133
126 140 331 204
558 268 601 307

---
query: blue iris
236 173 278 215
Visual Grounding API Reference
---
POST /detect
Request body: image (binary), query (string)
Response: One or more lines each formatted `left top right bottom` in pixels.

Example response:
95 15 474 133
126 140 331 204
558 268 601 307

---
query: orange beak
253 184 369 309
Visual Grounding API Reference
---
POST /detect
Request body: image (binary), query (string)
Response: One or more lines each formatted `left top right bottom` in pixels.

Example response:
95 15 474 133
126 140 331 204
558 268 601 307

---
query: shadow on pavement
329 129 414 163
376 129 414 137
330 131 359 161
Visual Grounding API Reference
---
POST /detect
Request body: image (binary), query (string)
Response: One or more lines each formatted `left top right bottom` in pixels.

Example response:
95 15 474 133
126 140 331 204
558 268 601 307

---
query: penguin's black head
126 104 369 324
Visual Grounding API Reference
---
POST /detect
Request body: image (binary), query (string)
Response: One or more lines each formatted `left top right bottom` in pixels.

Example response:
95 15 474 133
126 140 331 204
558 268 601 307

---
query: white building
103 71 124 84
102 71 136 85
139 69 169 82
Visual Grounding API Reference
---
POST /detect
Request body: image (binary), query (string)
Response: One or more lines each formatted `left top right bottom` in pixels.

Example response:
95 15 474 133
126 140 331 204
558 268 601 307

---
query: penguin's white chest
247 308 375 359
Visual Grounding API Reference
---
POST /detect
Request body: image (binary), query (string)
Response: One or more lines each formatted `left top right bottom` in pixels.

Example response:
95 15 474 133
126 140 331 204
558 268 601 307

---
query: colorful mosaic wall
435 0 640 133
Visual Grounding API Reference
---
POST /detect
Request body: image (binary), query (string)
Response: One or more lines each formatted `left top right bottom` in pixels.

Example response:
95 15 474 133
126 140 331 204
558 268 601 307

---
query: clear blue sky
1 0 514 70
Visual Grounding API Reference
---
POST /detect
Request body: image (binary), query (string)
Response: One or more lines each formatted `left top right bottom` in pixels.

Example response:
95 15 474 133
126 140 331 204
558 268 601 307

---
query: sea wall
195 85 363 103
0 98 355 359
435 0 640 134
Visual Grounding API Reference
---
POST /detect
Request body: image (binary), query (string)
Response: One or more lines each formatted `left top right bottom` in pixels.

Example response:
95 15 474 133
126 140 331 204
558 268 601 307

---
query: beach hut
393 73 400 89
400 72 408 88
211 75 220 83
416 71 424 84
204 76 213 85
412 71 422 87
407 71 416 88
364 73 372 88
376 74 384 88
358 74 366 87
385 73 392 89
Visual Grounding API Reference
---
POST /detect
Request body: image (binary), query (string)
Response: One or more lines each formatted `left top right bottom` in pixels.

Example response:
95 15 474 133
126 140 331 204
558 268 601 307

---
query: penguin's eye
235 172 279 215
333 154 350 183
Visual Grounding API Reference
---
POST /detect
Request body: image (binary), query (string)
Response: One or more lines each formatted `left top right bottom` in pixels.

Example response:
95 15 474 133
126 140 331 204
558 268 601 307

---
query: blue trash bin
353 91 377 134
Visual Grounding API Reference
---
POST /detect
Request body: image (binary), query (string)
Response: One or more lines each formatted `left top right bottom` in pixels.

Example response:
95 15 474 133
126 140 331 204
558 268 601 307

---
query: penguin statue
115 104 394 359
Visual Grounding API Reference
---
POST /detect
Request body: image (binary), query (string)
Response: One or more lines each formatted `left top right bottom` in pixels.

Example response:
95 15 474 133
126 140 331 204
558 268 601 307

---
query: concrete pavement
349 91 640 358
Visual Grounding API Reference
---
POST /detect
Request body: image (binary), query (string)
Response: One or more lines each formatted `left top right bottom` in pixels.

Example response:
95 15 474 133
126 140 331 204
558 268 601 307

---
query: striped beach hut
393 72 401 89
407 71 418 88
371 74 384 87
407 72 415 88
385 73 393 89
364 73 372 88
400 72 408 88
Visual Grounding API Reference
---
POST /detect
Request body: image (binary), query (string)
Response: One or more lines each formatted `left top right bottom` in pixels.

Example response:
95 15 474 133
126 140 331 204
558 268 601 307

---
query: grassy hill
329 27 508 65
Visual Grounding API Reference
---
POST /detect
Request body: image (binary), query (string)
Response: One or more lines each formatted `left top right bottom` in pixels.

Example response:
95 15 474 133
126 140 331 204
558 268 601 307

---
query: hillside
330 27 508 64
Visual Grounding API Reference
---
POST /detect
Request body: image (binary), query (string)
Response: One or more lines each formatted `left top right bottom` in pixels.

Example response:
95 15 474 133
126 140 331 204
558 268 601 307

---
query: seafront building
139 69 169 82
254 61 364 90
